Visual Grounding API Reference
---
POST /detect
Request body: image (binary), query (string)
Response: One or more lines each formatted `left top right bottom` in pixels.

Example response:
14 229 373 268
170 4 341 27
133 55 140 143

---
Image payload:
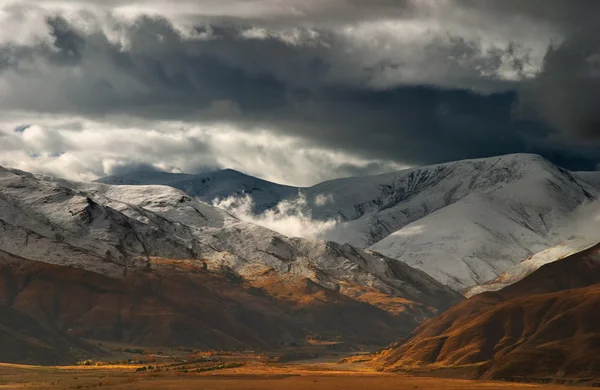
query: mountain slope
0 304 97 365
375 243 600 380
93 154 598 290
0 166 462 359
368 193 561 289
573 171 600 191
314 154 596 289
95 169 298 212
0 250 415 350
465 236 599 297
70 179 462 317
306 154 593 245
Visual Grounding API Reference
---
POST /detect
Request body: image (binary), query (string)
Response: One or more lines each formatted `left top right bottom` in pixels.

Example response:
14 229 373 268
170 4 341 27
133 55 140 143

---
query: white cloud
0 114 407 186
314 193 334 206
212 192 338 239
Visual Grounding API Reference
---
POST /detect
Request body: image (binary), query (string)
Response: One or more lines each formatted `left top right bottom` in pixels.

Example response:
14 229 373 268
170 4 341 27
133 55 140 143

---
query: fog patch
212 192 338 239
314 193 334 206
561 196 600 242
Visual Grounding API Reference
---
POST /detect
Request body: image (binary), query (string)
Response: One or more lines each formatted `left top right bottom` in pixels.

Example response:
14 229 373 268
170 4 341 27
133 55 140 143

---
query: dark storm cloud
455 0 600 34
0 14 534 163
451 1 600 143
1 15 295 116
47 16 87 64
0 12 525 110
1 0 600 180
516 31 600 141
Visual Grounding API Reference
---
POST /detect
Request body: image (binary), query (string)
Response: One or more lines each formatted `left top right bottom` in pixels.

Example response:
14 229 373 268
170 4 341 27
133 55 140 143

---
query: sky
1 0 600 186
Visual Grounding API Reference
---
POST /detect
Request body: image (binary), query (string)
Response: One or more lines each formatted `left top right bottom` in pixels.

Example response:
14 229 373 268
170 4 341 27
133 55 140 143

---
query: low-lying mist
560 197 600 243
212 192 339 239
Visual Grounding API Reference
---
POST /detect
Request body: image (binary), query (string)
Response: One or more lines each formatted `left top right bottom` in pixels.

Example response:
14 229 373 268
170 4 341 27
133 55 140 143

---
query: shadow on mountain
376 243 600 381
0 251 427 364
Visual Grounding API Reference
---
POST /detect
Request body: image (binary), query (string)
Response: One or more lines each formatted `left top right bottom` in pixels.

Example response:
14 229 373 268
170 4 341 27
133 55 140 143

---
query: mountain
306 154 600 289
574 171 600 190
0 166 462 360
95 168 298 212
0 303 97 365
304 154 592 242
0 251 99 365
0 250 410 351
95 155 600 290
374 243 600 381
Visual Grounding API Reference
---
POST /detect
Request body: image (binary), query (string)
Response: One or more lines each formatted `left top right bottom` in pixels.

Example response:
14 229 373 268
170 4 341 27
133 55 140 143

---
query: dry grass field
1 354 598 390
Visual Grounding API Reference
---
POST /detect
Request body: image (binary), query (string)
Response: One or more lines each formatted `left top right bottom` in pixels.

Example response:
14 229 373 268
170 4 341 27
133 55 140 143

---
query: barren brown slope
376 243 600 380
0 305 98 365
0 250 430 364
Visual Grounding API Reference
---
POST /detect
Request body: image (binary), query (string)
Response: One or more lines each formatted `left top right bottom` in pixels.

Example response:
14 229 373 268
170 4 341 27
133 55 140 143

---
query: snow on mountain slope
368 192 579 290
306 154 598 290
81 183 461 314
573 170 600 191
464 236 600 297
94 170 196 186
64 180 233 230
0 167 218 277
91 154 599 291
463 196 600 296
96 168 299 212
0 166 462 323
306 154 595 247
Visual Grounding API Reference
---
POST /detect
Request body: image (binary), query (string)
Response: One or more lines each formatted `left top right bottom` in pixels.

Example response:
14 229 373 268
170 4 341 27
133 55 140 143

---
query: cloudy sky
1 0 600 186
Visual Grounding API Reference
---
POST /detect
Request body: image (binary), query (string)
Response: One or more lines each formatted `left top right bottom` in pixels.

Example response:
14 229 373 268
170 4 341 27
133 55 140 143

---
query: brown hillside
0 305 98 365
0 251 424 363
376 243 600 380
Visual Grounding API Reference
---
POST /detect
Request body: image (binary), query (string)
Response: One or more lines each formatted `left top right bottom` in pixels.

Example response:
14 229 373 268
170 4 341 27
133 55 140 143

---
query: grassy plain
0 349 597 390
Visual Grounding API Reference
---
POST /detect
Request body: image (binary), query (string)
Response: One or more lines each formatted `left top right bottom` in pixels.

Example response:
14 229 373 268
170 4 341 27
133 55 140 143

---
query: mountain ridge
95 154 600 290
0 165 462 362
95 168 299 212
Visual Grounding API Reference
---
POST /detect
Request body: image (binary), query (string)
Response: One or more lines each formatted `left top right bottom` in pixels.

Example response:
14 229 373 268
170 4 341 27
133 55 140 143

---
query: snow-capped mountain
95 168 298 212
573 171 600 190
0 166 461 329
368 193 563 290
334 155 599 289
306 154 594 244
95 154 600 291
301 154 600 289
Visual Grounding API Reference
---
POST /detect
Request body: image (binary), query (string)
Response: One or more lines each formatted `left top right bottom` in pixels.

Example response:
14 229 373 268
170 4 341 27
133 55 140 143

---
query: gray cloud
0 10 531 114
516 30 600 140
455 0 600 35
0 1 600 184
4 1 417 25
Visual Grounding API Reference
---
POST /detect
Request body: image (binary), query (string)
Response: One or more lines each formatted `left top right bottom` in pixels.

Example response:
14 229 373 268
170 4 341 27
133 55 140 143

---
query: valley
3 2 599 388
3 154 600 386
1 350 597 390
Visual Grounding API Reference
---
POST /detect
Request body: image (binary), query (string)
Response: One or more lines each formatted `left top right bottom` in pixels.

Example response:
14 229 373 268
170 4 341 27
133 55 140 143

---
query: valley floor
0 357 597 390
